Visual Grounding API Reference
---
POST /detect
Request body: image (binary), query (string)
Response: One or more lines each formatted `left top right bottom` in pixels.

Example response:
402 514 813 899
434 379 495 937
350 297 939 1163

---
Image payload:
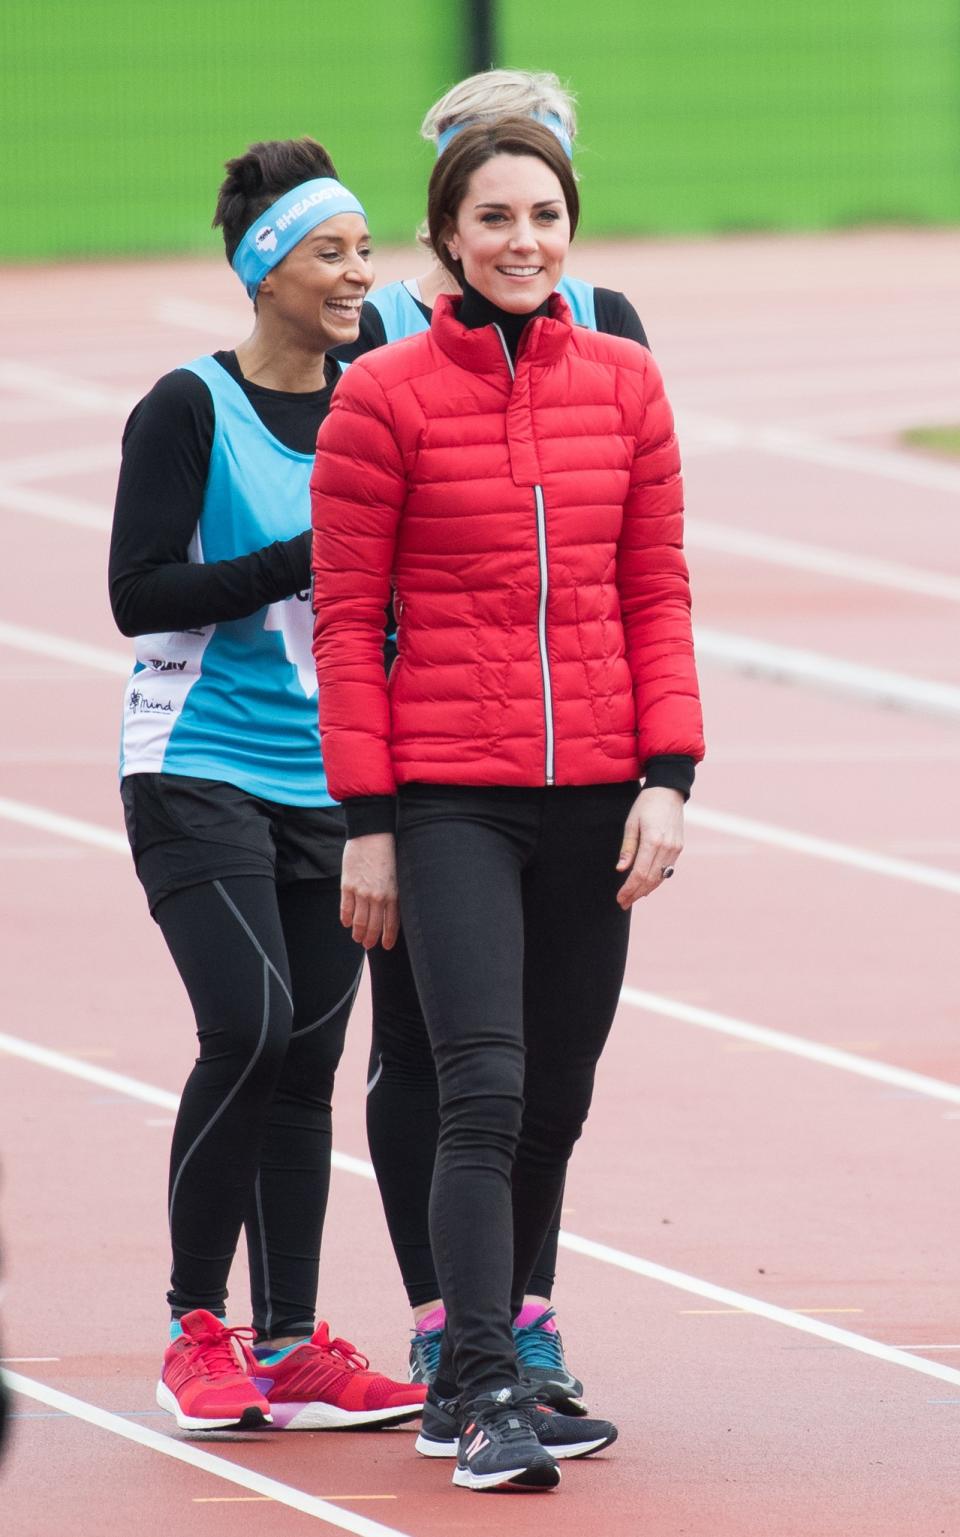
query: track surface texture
1 230 959 1536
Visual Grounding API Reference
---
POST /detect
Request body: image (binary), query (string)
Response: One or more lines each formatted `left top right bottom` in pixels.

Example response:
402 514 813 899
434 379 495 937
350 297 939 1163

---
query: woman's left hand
341 833 400 950
616 788 685 908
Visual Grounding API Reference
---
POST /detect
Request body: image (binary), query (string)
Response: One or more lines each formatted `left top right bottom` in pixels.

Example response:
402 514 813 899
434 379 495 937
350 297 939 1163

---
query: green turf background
2 0 958 259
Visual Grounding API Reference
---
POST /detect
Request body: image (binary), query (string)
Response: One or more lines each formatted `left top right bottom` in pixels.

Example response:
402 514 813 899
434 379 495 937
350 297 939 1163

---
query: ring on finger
660 865 675 880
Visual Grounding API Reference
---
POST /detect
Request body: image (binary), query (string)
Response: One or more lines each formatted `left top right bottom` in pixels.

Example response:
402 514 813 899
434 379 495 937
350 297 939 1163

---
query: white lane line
708 743 960 764
0 483 111 530
694 625 960 717
5 1035 960 1395
4 1374 412 1537
680 411 960 496
678 357 960 406
7 609 960 729
687 521 960 604
0 362 131 415
619 989 960 1106
156 297 248 334
552 1237 960 1390
748 423 960 496
892 1345 960 1351
3 787 960 897
686 804 960 896
0 622 129 675
0 1030 373 1183
0 800 128 854
0 445 119 482
788 397 960 437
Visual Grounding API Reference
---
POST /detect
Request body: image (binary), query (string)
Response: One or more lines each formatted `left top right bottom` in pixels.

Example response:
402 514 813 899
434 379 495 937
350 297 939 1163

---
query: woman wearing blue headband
109 137 426 1433
335 67 652 1423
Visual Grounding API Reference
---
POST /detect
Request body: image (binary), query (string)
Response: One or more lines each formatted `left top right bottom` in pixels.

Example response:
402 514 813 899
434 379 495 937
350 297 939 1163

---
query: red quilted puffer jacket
311 292 704 800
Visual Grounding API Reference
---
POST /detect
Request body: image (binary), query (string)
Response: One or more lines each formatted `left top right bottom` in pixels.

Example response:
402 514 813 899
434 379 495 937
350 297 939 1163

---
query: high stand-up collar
430 287 574 376
456 278 549 362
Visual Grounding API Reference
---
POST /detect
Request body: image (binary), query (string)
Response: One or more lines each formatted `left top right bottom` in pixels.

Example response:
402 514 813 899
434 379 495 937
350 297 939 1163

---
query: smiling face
257 212 373 347
444 153 570 313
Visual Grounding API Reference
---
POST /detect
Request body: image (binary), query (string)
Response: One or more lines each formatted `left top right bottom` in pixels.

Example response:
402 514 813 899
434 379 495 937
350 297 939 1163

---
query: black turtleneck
456 278 550 363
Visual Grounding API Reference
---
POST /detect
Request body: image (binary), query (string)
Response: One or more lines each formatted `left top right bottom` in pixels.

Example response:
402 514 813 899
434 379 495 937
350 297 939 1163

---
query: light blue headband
436 111 574 160
231 178 366 299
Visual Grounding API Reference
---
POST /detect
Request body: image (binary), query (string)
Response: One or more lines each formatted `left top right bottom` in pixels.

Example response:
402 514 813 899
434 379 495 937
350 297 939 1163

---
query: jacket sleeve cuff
342 796 398 838
641 755 696 801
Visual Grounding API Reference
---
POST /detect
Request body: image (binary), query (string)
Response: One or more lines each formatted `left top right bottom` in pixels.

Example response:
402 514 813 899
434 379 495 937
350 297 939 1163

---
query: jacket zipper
493 325 555 785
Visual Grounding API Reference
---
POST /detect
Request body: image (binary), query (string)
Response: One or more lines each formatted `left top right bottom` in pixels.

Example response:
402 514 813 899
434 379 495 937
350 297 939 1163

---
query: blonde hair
421 69 577 146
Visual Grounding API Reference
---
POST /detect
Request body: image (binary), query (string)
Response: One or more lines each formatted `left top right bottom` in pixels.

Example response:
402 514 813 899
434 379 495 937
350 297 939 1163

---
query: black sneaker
415 1386 464 1458
514 1307 588 1414
452 1385 560 1492
416 1383 617 1461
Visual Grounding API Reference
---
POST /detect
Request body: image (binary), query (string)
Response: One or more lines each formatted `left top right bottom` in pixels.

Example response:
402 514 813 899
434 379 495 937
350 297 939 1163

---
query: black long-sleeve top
109 351 338 637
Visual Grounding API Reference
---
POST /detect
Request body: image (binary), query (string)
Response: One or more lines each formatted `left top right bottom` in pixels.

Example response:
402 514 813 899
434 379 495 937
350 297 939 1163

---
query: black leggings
366 935 563 1308
155 875 362 1338
396 782 634 1400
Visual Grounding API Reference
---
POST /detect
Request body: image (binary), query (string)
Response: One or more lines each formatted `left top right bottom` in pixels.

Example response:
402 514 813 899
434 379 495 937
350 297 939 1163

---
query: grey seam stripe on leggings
167 881 286 1230
168 953 273 1227
366 1052 383 1095
290 964 363 1040
253 1170 272 1336
213 879 294 1012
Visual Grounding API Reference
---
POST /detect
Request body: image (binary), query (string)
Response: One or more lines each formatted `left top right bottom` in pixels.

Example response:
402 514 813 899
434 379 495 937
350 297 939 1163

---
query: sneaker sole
418 1430 613 1460
267 1401 424 1431
452 1459 561 1492
156 1380 272 1431
415 1431 458 1457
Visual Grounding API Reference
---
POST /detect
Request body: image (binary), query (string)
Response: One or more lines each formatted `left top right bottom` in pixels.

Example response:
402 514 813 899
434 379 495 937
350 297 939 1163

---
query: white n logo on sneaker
465 1429 490 1460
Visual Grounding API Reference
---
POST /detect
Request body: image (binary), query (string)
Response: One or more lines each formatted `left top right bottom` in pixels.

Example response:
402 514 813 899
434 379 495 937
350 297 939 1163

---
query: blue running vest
366 273 599 342
119 354 335 806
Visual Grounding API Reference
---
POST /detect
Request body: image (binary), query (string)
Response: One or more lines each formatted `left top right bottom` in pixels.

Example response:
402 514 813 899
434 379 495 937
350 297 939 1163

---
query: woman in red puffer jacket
312 118 704 1494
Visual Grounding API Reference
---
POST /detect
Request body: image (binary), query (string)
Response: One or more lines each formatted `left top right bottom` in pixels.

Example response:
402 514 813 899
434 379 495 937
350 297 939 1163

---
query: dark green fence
0 0 457 259
2 0 958 260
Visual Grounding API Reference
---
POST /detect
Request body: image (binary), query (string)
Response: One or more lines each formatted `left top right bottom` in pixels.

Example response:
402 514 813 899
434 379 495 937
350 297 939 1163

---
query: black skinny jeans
396 781 635 1401
366 931 564 1307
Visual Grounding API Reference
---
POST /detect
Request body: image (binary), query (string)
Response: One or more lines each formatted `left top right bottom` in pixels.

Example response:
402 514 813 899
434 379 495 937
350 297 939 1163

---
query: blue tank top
119 354 334 807
367 273 599 342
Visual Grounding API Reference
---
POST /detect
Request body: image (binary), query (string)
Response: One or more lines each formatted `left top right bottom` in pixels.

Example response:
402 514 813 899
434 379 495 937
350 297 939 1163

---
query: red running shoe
252 1321 428 1430
156 1309 272 1431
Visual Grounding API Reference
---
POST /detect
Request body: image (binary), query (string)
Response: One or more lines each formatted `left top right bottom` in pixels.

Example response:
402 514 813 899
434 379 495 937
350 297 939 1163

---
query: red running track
1 230 959 1536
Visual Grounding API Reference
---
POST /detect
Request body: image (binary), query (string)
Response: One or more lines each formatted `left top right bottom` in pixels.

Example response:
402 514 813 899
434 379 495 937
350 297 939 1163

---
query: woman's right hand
341 833 399 950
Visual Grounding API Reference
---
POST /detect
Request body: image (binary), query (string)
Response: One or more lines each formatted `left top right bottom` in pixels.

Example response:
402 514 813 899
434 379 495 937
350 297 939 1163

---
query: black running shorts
120 773 345 913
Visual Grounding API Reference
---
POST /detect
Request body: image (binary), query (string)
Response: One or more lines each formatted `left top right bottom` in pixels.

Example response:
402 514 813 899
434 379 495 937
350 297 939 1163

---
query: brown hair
213 138 339 264
427 118 579 279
